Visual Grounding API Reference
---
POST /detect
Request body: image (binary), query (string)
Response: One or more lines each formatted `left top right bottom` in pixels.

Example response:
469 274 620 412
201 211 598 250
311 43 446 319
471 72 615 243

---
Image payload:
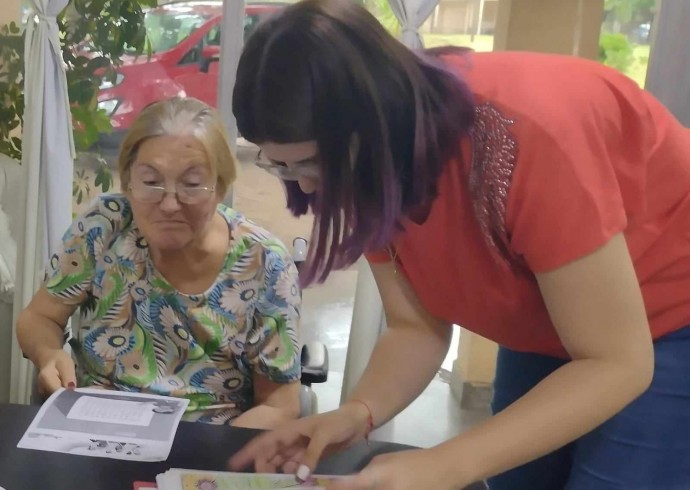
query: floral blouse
45 194 301 424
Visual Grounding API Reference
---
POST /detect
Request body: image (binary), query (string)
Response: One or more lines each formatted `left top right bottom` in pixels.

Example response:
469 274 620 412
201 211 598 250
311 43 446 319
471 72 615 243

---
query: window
142 11 206 54
244 14 261 41
179 42 202 65
205 25 221 46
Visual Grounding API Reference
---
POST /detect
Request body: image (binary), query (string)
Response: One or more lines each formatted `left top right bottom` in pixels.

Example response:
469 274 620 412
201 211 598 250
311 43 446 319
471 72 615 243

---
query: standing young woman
229 1 690 488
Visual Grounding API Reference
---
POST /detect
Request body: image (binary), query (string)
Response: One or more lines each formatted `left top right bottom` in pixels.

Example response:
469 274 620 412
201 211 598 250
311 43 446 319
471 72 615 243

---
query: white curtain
10 0 75 404
388 0 439 49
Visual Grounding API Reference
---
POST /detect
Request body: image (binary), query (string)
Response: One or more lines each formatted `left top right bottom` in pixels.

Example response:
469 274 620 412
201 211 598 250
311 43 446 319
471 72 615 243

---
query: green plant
599 32 635 73
0 21 24 160
0 0 156 199
361 0 400 37
61 0 156 150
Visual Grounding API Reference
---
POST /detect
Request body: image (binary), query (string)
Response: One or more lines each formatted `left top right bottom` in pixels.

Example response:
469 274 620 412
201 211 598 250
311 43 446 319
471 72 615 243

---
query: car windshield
143 8 207 53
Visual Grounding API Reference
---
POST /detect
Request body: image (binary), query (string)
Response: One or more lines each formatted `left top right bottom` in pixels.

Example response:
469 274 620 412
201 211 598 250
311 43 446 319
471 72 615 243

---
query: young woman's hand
229 402 371 476
35 348 76 394
327 447 466 490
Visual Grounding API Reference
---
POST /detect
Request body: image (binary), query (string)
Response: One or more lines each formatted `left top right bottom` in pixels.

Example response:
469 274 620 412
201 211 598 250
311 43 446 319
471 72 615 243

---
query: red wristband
349 399 374 445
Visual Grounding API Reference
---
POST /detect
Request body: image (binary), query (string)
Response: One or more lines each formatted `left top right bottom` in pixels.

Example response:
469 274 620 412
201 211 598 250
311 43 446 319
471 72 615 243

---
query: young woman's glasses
128 181 215 205
254 150 320 181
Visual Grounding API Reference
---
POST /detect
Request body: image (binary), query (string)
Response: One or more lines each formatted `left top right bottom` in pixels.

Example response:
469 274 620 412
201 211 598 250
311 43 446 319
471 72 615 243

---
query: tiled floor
75 142 490 448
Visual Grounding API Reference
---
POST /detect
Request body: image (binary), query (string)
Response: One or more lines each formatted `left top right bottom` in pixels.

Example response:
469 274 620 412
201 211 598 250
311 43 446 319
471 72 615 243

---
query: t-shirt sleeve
246 242 302 383
504 73 650 272
44 197 120 305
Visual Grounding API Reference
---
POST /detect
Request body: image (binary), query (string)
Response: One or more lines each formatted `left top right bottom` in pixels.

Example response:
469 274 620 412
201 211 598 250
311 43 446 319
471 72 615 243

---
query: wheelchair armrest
300 341 329 385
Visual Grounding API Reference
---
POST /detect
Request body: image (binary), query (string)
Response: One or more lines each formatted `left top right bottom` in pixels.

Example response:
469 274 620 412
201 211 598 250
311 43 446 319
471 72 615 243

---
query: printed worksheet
17 388 189 461
67 396 155 426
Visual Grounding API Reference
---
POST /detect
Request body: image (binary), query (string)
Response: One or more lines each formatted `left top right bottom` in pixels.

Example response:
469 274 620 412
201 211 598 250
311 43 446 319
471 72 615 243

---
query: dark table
0 403 486 490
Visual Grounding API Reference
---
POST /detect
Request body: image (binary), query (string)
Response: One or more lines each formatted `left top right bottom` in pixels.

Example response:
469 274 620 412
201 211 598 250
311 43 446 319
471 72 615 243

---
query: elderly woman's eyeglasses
128 181 216 205
254 150 320 181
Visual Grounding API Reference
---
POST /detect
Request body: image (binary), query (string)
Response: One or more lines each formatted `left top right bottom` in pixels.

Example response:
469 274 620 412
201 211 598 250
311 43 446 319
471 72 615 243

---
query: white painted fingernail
296 464 311 482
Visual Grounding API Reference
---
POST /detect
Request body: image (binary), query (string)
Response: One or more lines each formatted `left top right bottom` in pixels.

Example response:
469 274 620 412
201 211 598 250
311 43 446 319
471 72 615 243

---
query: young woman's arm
340 260 453 427
229 258 453 476
231 234 652 489
433 232 654 486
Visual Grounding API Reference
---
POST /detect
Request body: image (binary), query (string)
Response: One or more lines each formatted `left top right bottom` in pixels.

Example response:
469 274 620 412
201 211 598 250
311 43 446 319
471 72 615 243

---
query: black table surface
0 403 415 490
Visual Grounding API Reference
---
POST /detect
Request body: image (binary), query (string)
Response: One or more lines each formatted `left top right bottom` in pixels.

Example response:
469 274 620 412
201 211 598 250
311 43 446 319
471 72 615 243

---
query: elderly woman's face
127 134 220 252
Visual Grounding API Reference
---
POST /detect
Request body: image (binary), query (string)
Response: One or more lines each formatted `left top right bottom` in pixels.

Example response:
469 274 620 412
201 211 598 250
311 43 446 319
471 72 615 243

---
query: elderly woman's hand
35 348 76 395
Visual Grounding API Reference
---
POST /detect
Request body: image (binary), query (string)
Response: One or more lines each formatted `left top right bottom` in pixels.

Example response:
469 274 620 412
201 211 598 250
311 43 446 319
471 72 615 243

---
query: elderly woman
16 97 302 428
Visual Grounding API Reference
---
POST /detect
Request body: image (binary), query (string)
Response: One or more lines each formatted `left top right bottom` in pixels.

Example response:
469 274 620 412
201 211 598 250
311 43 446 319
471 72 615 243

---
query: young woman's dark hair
233 0 475 284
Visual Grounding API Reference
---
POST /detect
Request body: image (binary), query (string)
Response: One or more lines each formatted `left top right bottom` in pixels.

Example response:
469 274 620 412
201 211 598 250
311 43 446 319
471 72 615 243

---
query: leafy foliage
599 32 635 72
0 0 156 197
0 21 24 160
360 0 400 36
60 0 157 152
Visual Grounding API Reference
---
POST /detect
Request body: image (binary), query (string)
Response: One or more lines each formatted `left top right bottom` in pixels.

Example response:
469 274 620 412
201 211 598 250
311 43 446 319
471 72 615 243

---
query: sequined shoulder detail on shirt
468 102 525 270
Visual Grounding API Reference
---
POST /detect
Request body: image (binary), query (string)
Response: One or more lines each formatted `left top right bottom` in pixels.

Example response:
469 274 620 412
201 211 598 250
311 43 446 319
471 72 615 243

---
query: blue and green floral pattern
45 194 301 424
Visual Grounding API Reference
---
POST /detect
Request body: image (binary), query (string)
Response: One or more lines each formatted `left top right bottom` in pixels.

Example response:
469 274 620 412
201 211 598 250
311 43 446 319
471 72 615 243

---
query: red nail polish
67 382 76 389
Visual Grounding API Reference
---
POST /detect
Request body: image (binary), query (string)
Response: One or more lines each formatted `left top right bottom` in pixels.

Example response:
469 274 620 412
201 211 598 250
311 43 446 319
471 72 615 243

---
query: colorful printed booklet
154 469 341 490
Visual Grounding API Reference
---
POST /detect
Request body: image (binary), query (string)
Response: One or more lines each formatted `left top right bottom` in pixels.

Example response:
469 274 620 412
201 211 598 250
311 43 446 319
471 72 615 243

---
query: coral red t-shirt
367 51 690 357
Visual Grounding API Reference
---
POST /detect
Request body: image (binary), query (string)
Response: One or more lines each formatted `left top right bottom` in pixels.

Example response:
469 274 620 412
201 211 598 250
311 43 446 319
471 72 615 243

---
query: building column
493 0 605 59
645 0 690 126
451 330 498 409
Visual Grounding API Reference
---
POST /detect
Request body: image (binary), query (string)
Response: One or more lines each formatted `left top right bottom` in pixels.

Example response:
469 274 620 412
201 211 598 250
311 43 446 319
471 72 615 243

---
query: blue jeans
488 325 690 490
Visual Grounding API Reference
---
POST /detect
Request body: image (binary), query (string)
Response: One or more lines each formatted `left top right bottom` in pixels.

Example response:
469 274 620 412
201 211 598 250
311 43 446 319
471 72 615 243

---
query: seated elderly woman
16 97 302 428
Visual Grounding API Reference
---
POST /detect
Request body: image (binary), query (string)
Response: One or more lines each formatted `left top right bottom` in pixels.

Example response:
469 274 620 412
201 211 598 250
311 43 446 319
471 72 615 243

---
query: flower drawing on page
87 439 142 456
180 473 334 489
195 479 217 490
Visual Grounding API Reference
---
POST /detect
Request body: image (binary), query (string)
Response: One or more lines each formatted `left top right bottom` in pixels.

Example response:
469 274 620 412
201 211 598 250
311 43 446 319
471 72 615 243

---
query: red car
95 0 287 151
